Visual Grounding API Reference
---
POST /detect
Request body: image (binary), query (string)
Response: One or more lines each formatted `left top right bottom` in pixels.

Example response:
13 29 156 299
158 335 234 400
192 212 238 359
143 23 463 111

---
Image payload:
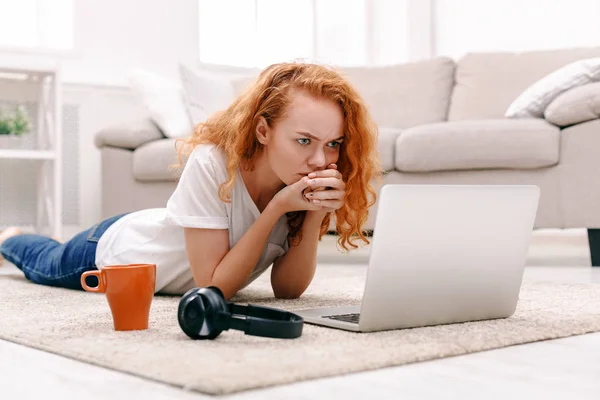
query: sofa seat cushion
133 138 181 182
395 119 560 173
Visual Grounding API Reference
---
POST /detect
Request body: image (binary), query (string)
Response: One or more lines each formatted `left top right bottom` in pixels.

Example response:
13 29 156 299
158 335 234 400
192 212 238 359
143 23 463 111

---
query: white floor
1 229 600 400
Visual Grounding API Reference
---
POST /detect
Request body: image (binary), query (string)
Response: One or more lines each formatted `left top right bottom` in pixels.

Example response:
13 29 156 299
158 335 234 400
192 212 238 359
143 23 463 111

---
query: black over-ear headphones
178 286 304 339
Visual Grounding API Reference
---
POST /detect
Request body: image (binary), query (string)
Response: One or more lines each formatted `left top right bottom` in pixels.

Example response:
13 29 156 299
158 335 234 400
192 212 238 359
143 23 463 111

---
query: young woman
0 62 381 300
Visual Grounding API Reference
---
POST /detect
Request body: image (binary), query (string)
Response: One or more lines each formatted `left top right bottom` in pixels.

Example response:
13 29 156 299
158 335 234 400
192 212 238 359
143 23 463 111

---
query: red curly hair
176 62 381 251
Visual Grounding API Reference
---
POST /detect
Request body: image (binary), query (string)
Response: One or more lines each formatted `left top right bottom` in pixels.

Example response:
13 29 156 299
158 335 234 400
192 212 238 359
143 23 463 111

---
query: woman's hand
303 163 346 213
270 176 324 215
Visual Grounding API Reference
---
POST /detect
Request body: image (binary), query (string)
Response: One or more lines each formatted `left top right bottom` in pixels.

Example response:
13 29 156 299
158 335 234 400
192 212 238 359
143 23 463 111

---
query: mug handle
81 270 106 293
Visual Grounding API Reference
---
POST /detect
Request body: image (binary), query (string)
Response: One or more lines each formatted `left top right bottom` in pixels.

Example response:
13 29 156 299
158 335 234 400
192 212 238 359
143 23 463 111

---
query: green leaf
0 105 31 135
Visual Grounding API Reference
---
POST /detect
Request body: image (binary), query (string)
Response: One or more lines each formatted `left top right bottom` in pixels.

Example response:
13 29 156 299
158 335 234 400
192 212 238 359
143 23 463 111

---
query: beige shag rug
1 265 600 395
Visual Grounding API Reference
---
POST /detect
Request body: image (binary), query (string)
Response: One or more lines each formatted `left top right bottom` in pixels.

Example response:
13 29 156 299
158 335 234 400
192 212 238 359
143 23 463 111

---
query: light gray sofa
95 47 600 266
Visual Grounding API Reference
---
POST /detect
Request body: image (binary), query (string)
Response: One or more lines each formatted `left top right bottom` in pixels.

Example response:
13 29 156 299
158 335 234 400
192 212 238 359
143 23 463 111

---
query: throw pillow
128 69 193 138
505 57 600 118
178 63 258 125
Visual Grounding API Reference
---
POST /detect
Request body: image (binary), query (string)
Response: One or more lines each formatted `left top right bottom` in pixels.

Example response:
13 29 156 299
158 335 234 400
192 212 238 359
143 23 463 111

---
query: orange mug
81 264 156 331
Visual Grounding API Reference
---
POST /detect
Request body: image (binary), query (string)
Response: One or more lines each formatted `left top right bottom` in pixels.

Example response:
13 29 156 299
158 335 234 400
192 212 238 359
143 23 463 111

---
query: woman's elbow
194 276 238 301
272 286 304 299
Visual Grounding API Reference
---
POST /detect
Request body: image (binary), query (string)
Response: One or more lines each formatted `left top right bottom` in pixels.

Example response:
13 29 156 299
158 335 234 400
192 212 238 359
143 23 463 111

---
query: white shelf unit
0 62 63 238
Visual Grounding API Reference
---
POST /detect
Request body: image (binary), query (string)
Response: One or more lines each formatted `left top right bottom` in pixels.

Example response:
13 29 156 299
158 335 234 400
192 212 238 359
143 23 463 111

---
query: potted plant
0 105 32 149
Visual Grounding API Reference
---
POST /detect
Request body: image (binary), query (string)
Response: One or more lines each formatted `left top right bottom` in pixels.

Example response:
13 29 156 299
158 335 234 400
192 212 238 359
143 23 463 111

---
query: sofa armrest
544 82 600 127
94 118 165 150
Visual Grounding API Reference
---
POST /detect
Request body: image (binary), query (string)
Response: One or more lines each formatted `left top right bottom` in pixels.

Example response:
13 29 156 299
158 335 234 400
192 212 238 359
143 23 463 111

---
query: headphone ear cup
177 288 203 339
178 286 228 340
208 286 225 300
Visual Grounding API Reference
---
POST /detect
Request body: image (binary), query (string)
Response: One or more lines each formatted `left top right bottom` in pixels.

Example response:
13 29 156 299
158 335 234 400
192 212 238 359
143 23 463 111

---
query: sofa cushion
544 82 600 127
133 138 181 182
395 119 560 173
341 57 455 129
506 57 600 118
449 47 600 121
179 63 259 125
128 69 193 138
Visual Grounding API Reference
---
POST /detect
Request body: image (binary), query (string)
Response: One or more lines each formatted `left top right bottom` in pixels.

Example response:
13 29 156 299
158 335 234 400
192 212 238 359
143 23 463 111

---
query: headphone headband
220 303 304 338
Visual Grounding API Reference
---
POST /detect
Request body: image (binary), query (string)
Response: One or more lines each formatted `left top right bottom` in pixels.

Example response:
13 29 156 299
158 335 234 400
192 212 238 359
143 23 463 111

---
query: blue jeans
0 213 128 290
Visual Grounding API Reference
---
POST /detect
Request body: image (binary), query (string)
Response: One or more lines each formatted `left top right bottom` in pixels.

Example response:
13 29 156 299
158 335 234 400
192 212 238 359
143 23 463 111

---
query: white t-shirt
95 144 290 294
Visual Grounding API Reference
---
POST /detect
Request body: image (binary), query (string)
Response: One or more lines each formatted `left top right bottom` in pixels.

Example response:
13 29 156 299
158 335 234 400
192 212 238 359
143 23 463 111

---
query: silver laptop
296 184 540 332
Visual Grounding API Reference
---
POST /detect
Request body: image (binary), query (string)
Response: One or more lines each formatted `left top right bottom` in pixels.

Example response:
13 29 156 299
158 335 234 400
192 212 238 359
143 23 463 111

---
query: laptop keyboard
323 313 360 324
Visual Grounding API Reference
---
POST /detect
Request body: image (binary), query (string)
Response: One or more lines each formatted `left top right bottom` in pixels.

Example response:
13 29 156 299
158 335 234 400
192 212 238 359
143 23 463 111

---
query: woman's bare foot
0 227 23 266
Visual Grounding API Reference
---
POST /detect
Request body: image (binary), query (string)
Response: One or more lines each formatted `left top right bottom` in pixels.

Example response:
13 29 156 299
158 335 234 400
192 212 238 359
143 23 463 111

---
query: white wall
0 0 200 232
66 0 199 86
433 0 600 58
198 0 414 68
0 0 199 87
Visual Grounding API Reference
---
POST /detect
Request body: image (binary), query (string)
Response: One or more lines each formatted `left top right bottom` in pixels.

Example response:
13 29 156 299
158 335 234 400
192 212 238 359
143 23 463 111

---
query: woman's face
257 89 345 186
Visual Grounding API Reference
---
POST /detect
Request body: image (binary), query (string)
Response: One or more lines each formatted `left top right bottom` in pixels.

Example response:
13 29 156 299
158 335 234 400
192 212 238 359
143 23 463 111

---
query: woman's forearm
270 211 327 298
210 202 284 299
